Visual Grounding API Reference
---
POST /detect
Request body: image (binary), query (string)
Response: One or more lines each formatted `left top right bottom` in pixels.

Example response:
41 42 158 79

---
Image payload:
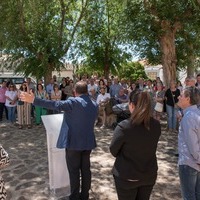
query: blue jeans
6 106 16 123
179 165 200 200
166 104 177 130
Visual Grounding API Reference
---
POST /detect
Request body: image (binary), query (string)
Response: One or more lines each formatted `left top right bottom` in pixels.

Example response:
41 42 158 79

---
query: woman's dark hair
66 80 70 86
184 86 200 105
37 83 43 90
53 84 59 90
129 90 151 130
99 79 105 85
19 82 27 91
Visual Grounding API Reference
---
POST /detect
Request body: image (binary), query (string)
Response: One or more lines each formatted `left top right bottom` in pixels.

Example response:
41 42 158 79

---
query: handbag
105 98 116 115
18 100 24 105
154 102 163 112
170 90 179 108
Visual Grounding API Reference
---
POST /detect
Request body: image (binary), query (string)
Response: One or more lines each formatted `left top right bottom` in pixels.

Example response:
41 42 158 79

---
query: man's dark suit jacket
33 94 98 150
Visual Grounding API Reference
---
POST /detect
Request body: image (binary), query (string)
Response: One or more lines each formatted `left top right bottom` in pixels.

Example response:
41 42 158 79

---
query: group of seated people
86 76 131 128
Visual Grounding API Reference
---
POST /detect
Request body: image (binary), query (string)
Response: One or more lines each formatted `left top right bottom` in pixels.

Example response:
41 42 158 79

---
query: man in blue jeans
177 86 200 200
20 81 98 200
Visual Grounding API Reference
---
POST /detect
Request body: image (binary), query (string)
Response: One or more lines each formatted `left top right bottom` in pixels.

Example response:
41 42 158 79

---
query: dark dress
60 83 67 100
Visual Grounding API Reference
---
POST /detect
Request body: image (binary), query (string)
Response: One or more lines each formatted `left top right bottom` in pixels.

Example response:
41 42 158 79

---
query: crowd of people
1 73 200 200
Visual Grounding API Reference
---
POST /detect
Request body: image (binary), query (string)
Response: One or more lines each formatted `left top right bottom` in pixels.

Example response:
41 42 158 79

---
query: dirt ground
90 119 181 200
0 116 181 200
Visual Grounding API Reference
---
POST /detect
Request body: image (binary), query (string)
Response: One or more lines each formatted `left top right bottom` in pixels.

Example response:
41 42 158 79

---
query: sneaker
18 125 23 129
27 125 32 129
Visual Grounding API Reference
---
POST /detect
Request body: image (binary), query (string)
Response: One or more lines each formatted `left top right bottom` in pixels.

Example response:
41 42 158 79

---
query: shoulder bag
154 91 163 112
170 89 179 108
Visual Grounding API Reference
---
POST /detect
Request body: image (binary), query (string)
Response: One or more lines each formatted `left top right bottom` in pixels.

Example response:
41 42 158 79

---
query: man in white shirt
96 87 111 128
88 78 97 96
184 76 196 88
26 77 36 91
46 78 54 99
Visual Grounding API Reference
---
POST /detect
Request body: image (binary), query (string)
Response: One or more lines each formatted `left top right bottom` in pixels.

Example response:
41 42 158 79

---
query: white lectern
42 114 70 198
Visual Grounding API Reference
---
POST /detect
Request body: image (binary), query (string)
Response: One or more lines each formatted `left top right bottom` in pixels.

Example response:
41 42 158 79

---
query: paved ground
0 116 182 200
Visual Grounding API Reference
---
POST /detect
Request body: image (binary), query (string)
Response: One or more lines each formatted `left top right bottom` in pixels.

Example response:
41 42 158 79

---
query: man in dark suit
20 81 98 200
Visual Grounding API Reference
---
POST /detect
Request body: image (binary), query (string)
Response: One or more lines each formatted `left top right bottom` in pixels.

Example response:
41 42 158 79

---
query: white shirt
96 93 111 105
88 84 98 95
5 90 18 107
51 90 61 101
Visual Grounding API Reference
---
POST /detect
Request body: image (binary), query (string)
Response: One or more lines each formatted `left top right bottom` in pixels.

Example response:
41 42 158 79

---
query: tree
73 0 132 79
121 0 200 87
0 0 90 83
176 17 200 76
117 62 148 81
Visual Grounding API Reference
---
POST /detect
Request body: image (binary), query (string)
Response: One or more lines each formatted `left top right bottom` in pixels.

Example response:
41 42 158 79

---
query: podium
42 114 70 198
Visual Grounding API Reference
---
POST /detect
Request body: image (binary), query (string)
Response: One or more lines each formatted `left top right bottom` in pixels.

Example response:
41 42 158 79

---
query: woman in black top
164 80 180 132
60 78 67 100
110 90 161 200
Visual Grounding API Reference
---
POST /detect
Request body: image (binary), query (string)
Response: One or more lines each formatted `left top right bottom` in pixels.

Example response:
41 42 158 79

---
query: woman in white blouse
5 84 18 123
51 84 61 114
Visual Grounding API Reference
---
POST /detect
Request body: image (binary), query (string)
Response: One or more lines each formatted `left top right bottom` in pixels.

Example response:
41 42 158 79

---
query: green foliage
75 65 103 77
2 0 200 82
176 13 200 72
73 0 132 77
0 0 89 80
122 0 200 71
117 62 148 81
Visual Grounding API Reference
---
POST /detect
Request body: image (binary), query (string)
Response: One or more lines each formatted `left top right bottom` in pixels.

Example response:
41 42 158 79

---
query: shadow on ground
0 116 181 200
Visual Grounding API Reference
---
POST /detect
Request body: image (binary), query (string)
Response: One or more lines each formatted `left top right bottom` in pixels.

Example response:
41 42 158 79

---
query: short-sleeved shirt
96 93 111 105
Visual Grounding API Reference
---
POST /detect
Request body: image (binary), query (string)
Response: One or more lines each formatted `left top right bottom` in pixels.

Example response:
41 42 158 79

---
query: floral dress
0 145 10 200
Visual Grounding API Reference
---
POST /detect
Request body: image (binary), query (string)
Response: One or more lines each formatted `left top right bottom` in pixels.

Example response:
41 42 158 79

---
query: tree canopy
1 0 200 86
69 0 133 79
0 0 90 82
120 0 200 86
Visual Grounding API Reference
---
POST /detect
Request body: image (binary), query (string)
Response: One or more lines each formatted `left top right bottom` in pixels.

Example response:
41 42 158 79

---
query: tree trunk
187 44 196 76
187 60 195 76
104 63 109 80
44 63 54 86
159 21 178 88
104 45 110 79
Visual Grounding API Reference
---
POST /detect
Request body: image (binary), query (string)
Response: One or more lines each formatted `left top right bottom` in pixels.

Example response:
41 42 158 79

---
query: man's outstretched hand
20 90 35 103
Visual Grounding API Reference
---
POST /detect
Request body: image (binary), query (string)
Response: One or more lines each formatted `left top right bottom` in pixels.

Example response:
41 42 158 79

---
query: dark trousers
66 149 92 200
0 103 8 121
31 104 35 118
114 175 154 200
